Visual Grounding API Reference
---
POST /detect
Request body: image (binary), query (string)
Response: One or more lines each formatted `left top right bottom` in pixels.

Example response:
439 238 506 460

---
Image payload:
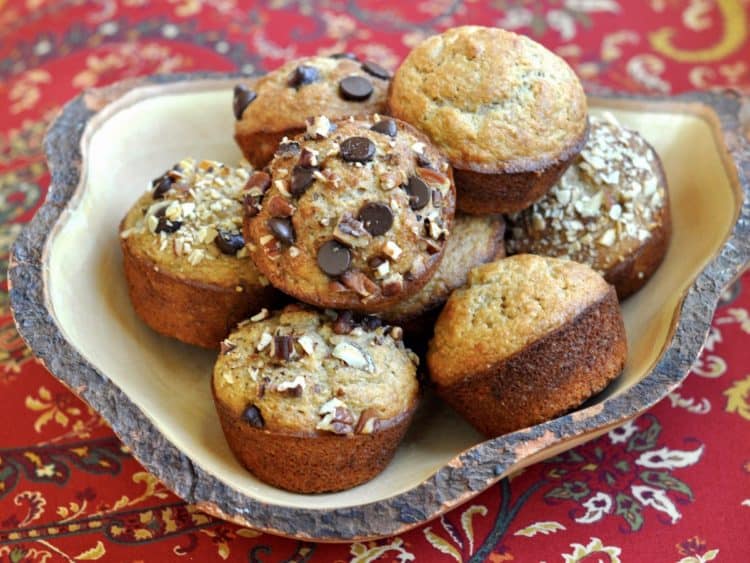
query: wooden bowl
9 74 750 541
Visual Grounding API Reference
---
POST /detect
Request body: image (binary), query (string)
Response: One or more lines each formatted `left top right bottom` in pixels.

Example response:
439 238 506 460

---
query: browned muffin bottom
506 114 671 298
388 26 589 214
212 305 419 493
428 254 627 437
245 115 456 312
120 158 279 348
233 54 391 168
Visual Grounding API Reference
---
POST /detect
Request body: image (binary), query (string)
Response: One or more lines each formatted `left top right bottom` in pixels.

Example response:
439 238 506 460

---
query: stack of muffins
120 26 670 493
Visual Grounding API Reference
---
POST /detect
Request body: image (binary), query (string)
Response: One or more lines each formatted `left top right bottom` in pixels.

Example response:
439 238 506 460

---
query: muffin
245 115 456 313
427 254 627 437
388 26 588 214
234 54 391 168
120 158 278 348
212 305 420 493
506 114 671 298
379 213 505 332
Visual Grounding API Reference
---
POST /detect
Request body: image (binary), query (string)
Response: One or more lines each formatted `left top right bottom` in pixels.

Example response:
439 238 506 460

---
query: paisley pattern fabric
1 1 750 560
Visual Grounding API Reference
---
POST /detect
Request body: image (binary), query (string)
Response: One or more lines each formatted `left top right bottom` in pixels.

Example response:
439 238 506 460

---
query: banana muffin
212 305 420 493
506 114 671 298
120 158 278 348
234 54 391 168
245 115 456 313
427 254 627 437
388 26 588 214
379 213 505 331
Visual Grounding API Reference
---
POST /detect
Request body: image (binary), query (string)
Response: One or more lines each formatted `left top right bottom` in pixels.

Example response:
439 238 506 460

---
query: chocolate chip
370 119 397 137
361 61 391 80
333 310 354 334
340 136 375 163
361 316 382 330
339 75 373 101
358 202 393 236
276 141 301 157
151 174 173 199
273 335 294 360
330 52 358 60
155 216 182 233
290 165 316 197
288 65 320 89
268 217 294 245
233 84 257 120
405 176 430 210
317 240 351 276
215 230 245 255
241 404 264 428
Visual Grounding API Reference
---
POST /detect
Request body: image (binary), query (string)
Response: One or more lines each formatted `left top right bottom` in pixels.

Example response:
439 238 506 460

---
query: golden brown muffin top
213 306 419 434
234 55 390 135
120 158 267 288
506 115 669 273
388 26 588 173
428 254 611 386
246 115 456 312
380 214 505 322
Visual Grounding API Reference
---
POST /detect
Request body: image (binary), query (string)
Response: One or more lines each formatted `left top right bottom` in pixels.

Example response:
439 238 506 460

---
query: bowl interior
45 85 738 510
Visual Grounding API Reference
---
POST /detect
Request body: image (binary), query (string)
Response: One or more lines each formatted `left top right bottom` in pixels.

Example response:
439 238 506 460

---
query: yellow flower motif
563 537 622 562
25 386 82 433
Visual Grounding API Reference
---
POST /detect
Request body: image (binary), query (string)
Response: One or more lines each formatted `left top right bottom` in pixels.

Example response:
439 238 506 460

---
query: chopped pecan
355 408 380 434
341 270 379 297
244 171 271 193
333 213 369 248
266 195 295 217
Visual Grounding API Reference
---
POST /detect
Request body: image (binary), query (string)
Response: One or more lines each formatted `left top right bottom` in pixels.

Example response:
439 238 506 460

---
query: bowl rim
8 72 750 542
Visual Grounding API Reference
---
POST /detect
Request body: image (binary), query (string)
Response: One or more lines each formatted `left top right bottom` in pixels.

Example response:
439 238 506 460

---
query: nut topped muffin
389 25 588 214
212 305 420 493
379 213 505 326
234 54 391 167
506 114 671 298
120 158 278 348
245 115 456 312
428 254 626 437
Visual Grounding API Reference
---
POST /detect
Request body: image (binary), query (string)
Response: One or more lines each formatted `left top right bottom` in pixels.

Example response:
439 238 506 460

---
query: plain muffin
389 26 588 214
245 115 456 313
234 54 391 168
120 158 278 348
212 305 419 493
506 114 671 298
427 254 627 437
379 213 505 332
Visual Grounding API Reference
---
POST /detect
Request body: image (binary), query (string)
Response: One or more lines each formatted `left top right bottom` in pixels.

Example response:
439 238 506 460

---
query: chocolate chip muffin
120 158 278 348
245 115 456 313
427 254 627 437
233 54 391 168
379 213 505 331
388 26 588 214
506 114 671 299
212 305 419 493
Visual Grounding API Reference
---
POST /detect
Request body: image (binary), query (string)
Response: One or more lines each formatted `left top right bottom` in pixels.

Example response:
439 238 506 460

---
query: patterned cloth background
1 1 750 561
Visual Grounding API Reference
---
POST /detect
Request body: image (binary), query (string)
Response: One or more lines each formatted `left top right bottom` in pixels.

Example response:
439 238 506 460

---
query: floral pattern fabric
1 1 750 561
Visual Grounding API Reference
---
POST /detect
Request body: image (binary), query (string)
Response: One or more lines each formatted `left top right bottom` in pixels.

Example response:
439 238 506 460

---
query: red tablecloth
2 1 749 561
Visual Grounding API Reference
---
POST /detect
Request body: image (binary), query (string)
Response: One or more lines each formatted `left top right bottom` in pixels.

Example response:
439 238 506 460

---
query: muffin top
120 158 266 288
246 115 456 312
380 214 505 323
388 26 588 173
213 306 419 435
234 54 390 135
428 254 611 386
506 115 669 273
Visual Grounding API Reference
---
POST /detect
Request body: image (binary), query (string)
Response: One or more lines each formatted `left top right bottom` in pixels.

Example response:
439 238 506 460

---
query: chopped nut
599 228 616 247
355 408 380 434
331 341 375 372
382 240 403 261
306 115 333 139
220 339 236 355
266 195 295 217
333 213 370 248
256 331 273 351
333 311 354 335
250 308 270 322
297 334 316 355
341 270 379 297
276 375 305 397
381 273 404 297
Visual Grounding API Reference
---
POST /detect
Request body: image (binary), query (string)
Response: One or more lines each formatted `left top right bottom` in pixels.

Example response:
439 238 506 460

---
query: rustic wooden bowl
9 74 750 541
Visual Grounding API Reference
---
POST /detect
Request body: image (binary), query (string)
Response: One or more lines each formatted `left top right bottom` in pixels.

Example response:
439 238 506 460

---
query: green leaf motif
628 415 662 452
545 481 590 501
615 460 631 473
639 470 694 500
615 492 644 531
10 548 27 563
